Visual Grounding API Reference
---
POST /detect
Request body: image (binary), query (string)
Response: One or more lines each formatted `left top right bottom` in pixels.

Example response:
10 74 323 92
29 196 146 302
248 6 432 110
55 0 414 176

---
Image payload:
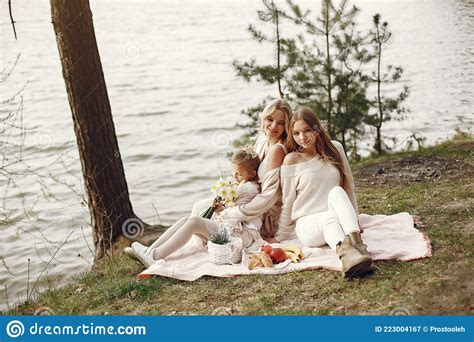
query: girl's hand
212 200 225 213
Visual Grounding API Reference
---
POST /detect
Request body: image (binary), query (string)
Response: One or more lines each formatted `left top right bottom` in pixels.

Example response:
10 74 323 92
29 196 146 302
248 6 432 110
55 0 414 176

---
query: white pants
295 186 359 250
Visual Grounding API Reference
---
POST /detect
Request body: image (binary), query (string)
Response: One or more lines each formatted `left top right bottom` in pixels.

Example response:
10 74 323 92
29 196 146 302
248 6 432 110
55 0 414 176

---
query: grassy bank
4 135 473 315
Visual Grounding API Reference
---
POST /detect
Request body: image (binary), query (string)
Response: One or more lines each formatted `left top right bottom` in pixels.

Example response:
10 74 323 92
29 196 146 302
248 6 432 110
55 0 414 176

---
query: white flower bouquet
201 176 239 219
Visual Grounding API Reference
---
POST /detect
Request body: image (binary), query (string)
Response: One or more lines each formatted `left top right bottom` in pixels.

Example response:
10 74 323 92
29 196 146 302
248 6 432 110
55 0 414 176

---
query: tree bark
50 0 143 261
340 129 346 151
324 0 334 137
275 9 284 99
375 39 383 155
375 126 382 155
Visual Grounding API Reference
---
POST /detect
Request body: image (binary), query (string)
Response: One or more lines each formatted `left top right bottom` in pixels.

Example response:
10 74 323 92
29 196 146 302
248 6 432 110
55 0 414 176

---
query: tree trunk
375 125 382 155
50 0 143 261
275 9 284 99
351 130 358 161
324 1 334 138
376 37 384 155
340 129 346 151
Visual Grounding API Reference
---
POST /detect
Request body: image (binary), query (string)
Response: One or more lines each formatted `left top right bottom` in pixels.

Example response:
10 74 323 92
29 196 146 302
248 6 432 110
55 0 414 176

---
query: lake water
0 0 472 310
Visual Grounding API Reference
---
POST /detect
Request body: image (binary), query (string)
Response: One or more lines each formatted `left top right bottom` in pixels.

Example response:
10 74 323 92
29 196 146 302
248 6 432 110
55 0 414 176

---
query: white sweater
275 141 358 242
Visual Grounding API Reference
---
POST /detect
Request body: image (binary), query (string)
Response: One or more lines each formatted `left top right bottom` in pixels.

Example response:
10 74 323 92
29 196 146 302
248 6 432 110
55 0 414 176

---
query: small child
125 146 264 267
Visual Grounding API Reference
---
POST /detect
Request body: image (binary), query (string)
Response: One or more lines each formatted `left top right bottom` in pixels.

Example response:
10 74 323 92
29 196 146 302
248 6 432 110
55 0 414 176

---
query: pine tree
233 1 409 158
233 0 295 98
233 0 296 145
282 0 360 137
366 13 410 155
331 20 372 154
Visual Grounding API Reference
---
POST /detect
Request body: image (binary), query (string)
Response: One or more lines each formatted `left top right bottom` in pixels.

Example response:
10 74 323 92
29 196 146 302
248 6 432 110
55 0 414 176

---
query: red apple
270 248 287 264
261 245 273 254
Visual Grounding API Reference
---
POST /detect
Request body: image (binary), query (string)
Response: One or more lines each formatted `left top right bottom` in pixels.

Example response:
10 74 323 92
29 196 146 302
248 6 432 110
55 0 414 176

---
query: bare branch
8 0 17 40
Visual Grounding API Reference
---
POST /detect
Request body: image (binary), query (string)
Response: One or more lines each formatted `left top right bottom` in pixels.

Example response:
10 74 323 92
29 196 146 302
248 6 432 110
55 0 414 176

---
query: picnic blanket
138 212 432 280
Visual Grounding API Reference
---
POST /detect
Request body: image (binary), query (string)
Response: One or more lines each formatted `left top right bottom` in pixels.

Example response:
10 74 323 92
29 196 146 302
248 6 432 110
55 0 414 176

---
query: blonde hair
260 98 293 143
231 145 260 180
286 107 348 188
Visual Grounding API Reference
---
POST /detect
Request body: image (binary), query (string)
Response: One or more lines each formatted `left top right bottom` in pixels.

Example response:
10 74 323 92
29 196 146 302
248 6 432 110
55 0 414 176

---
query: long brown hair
286 107 347 187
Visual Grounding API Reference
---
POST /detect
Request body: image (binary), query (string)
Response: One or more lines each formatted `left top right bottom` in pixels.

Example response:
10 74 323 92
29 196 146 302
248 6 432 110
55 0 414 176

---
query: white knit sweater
275 141 358 241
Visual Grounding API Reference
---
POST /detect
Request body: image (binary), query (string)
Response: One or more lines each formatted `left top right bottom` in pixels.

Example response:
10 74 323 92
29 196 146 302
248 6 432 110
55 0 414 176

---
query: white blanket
138 212 432 280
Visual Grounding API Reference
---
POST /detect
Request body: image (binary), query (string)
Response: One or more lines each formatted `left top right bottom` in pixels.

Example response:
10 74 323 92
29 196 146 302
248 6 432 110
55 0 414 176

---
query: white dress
213 181 263 247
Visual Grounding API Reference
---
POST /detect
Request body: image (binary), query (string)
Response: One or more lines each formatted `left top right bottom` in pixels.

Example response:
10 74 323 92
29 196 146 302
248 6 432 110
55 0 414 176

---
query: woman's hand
264 237 279 244
211 199 225 213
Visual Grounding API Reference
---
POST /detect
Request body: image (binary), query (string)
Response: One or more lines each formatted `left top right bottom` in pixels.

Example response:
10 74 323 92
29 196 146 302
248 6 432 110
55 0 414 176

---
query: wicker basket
228 237 243 264
207 237 243 265
207 241 231 265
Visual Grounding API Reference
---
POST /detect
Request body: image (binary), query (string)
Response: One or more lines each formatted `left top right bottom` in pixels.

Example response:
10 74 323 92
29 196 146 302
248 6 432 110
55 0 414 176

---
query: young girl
125 146 264 267
276 107 373 278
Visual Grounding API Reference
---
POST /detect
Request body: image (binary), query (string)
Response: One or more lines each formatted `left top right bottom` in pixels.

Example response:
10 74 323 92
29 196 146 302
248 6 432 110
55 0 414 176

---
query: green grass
4 137 473 315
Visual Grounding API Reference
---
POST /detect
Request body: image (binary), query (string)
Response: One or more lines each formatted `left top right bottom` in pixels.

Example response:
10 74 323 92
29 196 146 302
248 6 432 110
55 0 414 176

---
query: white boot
132 242 155 267
124 242 149 261
131 241 149 253
124 247 138 261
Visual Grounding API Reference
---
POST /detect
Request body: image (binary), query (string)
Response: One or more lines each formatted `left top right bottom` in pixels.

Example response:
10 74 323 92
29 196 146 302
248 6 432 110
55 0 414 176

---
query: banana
283 245 304 260
285 250 300 263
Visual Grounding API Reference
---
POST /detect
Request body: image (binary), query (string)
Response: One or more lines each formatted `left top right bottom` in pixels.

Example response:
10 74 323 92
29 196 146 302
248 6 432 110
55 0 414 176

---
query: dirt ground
353 140 474 188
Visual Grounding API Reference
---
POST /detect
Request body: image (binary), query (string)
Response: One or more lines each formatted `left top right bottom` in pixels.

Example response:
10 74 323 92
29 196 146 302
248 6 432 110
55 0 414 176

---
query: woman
275 107 373 278
126 98 293 265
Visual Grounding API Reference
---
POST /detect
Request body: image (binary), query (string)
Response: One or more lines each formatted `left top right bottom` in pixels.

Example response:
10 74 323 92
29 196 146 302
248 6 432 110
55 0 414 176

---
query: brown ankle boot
348 231 375 272
336 235 373 278
348 231 370 257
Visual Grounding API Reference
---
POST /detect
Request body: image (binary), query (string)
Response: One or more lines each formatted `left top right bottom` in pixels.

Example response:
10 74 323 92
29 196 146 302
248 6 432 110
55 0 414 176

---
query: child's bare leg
151 216 217 260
